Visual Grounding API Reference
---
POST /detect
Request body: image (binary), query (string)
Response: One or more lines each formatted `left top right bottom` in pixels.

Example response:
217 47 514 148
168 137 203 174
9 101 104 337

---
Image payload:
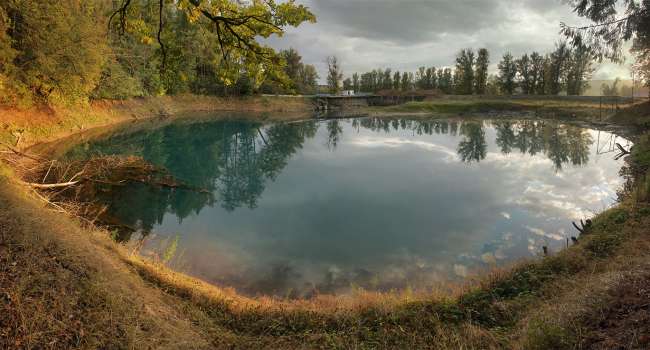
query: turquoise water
63 116 628 297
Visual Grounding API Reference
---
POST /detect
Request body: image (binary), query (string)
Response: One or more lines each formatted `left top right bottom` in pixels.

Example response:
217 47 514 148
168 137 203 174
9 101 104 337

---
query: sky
264 0 634 83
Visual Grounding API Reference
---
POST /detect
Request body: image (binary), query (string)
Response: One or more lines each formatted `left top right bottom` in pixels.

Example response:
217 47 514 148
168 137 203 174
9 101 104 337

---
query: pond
60 115 629 298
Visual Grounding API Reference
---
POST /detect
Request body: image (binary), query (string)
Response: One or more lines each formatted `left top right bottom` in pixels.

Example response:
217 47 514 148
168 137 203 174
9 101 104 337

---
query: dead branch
22 180 81 189
572 218 593 235
572 221 585 234
616 143 630 155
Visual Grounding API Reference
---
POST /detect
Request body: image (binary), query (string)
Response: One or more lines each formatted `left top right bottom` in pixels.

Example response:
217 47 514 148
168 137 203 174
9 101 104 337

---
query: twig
42 160 55 183
30 189 67 213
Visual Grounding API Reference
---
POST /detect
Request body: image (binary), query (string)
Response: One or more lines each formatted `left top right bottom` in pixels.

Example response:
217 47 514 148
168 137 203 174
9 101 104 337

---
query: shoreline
2 95 650 348
1 94 316 151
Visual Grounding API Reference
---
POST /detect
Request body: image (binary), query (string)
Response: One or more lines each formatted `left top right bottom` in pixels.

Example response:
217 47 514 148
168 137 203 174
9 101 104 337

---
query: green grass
370 97 634 122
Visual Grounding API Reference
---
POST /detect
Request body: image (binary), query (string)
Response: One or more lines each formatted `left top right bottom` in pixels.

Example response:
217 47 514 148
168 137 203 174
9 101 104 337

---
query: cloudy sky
265 0 633 82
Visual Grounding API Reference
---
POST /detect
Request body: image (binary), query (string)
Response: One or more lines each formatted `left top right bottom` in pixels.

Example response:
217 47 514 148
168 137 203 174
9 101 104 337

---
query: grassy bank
367 96 637 123
0 94 314 149
1 97 650 349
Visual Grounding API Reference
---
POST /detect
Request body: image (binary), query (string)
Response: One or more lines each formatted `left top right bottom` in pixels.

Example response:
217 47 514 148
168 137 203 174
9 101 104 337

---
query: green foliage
497 52 517 95
326 56 343 94
474 48 489 94
0 0 315 107
565 45 594 95
592 208 629 231
585 233 623 258
273 48 319 94
454 49 475 95
0 7 20 105
92 60 145 100
1 0 109 106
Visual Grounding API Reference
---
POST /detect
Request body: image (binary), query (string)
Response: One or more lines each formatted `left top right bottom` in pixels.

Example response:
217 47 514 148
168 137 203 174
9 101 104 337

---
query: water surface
62 116 629 297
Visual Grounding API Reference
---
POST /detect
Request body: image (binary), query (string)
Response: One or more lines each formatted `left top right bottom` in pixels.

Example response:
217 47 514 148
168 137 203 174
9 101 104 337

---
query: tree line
0 0 315 108
1 0 644 107
341 43 594 96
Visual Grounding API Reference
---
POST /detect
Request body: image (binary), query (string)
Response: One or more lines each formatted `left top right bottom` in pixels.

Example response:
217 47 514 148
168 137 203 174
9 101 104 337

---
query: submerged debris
1 150 207 240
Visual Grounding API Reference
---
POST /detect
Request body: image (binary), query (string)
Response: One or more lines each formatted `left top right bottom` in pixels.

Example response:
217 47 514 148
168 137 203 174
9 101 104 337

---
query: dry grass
4 167 647 349
0 176 212 349
0 94 314 151
2 97 650 348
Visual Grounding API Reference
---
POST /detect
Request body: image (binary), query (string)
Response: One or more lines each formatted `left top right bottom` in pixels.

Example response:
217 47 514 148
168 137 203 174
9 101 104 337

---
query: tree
566 45 594 95
383 69 393 90
537 55 552 95
426 67 436 90
548 42 571 95
279 48 318 94
110 0 315 74
393 71 401 90
326 56 343 94
438 68 453 94
516 54 533 94
0 0 316 107
454 49 475 95
601 77 621 96
561 0 648 62
529 52 545 95
352 73 360 93
474 48 489 94
1 1 109 106
416 66 427 90
401 72 413 91
343 77 353 91
497 53 517 95
281 48 302 85
298 64 319 94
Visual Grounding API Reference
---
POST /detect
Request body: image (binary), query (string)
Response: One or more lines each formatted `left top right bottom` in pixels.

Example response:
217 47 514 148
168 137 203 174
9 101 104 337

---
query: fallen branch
22 180 81 189
616 143 630 155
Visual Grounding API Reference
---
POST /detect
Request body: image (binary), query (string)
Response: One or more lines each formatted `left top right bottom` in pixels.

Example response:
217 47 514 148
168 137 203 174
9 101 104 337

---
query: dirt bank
0 94 315 150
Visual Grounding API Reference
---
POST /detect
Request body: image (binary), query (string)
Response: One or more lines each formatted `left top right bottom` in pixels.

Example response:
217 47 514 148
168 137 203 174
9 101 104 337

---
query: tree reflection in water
64 117 595 243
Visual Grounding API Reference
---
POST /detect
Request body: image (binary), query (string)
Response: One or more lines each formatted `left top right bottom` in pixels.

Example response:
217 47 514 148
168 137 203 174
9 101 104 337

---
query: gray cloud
264 0 631 82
